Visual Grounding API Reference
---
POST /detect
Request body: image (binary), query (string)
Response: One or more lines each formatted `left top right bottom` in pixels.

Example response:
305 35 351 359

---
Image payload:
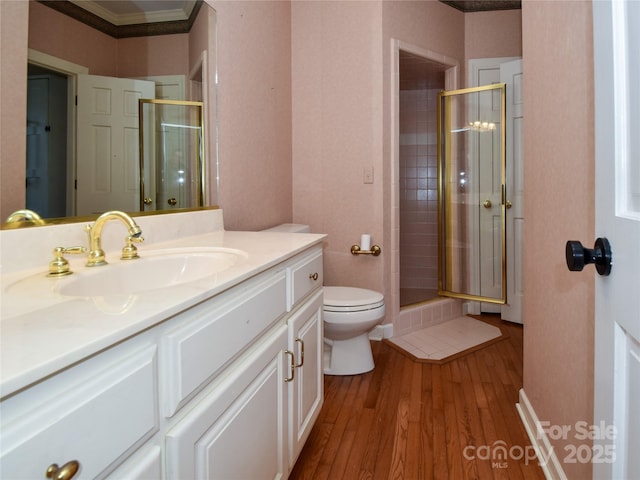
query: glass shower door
138 99 205 212
437 83 506 304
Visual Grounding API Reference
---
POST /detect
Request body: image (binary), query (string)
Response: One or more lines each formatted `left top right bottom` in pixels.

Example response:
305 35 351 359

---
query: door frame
390 38 459 321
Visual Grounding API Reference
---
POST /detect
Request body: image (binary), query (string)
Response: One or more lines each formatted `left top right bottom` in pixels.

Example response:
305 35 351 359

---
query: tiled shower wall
399 88 440 290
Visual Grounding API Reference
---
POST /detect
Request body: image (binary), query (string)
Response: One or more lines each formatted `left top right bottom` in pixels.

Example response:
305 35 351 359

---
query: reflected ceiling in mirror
39 0 203 38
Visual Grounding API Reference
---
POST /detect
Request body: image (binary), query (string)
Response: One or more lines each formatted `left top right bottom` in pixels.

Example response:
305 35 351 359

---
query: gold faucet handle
48 246 87 277
121 235 144 260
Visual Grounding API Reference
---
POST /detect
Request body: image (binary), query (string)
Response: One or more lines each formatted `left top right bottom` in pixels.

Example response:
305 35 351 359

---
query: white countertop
0 220 326 399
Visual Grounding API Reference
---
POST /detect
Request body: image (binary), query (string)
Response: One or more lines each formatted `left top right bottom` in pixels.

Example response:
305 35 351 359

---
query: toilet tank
262 223 310 233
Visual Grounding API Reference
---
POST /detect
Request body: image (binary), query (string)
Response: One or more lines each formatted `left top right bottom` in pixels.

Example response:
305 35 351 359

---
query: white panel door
593 1 640 479
500 59 524 324
477 79 504 305
467 58 521 315
76 74 154 215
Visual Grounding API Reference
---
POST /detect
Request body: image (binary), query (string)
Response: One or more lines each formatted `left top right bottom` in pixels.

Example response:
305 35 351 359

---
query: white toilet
262 224 386 375
322 286 385 375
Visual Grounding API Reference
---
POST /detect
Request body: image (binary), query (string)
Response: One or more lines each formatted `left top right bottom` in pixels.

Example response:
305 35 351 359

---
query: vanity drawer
0 345 158 480
162 269 288 417
288 246 323 310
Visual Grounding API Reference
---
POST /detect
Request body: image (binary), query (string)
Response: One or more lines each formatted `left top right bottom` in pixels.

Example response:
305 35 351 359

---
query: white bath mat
386 316 503 362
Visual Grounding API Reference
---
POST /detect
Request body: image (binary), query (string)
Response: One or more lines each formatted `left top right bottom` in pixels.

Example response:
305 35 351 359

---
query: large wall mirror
2 0 217 228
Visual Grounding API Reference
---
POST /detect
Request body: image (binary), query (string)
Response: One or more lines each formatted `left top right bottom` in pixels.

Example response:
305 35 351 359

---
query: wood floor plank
371 354 408 480
420 364 435 478
358 342 403 479
289 318 546 480
316 375 363 480
442 363 465 479
340 408 375 479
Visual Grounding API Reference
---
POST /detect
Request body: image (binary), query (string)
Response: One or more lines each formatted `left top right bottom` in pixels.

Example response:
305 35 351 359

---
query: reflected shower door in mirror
437 83 507 304
139 100 205 212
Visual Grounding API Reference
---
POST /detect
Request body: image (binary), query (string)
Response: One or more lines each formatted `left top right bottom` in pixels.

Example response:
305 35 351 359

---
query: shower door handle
565 238 612 276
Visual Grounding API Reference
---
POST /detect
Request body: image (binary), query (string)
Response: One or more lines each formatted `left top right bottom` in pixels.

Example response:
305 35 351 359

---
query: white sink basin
57 247 248 297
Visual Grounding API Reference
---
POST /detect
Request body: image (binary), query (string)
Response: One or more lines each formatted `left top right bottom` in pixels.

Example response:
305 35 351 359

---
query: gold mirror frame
437 83 507 304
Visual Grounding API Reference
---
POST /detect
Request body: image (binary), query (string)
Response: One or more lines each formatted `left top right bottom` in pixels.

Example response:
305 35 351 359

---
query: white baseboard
516 388 567 480
369 323 393 341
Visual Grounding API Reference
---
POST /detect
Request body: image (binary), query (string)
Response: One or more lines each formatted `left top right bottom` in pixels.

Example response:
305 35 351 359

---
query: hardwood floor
289 315 546 480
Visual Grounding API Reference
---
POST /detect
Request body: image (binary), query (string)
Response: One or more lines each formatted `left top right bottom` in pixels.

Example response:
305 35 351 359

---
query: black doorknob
565 237 612 276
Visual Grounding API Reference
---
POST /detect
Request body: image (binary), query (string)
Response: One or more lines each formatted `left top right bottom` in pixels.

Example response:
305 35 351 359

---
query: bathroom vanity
0 210 326 479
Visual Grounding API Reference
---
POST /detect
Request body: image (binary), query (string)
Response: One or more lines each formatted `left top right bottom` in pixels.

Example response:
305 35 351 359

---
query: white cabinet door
0 345 157 480
287 290 324 469
106 446 162 479
166 324 289 480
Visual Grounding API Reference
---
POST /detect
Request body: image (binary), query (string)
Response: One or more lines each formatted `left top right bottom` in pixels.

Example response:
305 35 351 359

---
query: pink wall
0 0 29 219
117 35 189 78
28 1 118 77
29 1 189 79
465 10 523 62
522 1 594 478
209 0 293 231
291 1 384 292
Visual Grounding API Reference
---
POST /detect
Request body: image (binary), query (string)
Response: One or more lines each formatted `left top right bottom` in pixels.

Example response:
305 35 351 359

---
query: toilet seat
323 286 384 312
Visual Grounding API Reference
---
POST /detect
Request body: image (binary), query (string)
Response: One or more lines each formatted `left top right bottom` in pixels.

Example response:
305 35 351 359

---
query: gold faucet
85 211 143 267
5 209 45 225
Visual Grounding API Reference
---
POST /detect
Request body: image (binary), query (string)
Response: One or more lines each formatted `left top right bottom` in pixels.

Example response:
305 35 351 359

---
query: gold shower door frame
138 99 206 212
437 83 507 304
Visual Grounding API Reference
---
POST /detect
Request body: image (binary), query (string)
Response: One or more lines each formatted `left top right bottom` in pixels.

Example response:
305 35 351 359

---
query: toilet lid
323 286 384 312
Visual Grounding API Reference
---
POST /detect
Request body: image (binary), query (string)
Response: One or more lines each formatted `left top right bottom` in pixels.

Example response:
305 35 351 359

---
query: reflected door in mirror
26 73 68 218
77 74 155 216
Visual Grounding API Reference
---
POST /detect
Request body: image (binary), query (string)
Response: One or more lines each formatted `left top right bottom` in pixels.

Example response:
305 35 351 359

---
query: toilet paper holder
350 244 381 256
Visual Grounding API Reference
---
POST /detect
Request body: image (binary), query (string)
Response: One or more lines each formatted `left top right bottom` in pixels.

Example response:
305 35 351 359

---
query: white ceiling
69 0 197 26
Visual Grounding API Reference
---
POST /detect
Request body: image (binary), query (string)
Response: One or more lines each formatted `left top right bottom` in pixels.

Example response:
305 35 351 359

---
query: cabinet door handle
46 461 79 480
284 350 295 382
294 338 304 368
309 272 319 281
